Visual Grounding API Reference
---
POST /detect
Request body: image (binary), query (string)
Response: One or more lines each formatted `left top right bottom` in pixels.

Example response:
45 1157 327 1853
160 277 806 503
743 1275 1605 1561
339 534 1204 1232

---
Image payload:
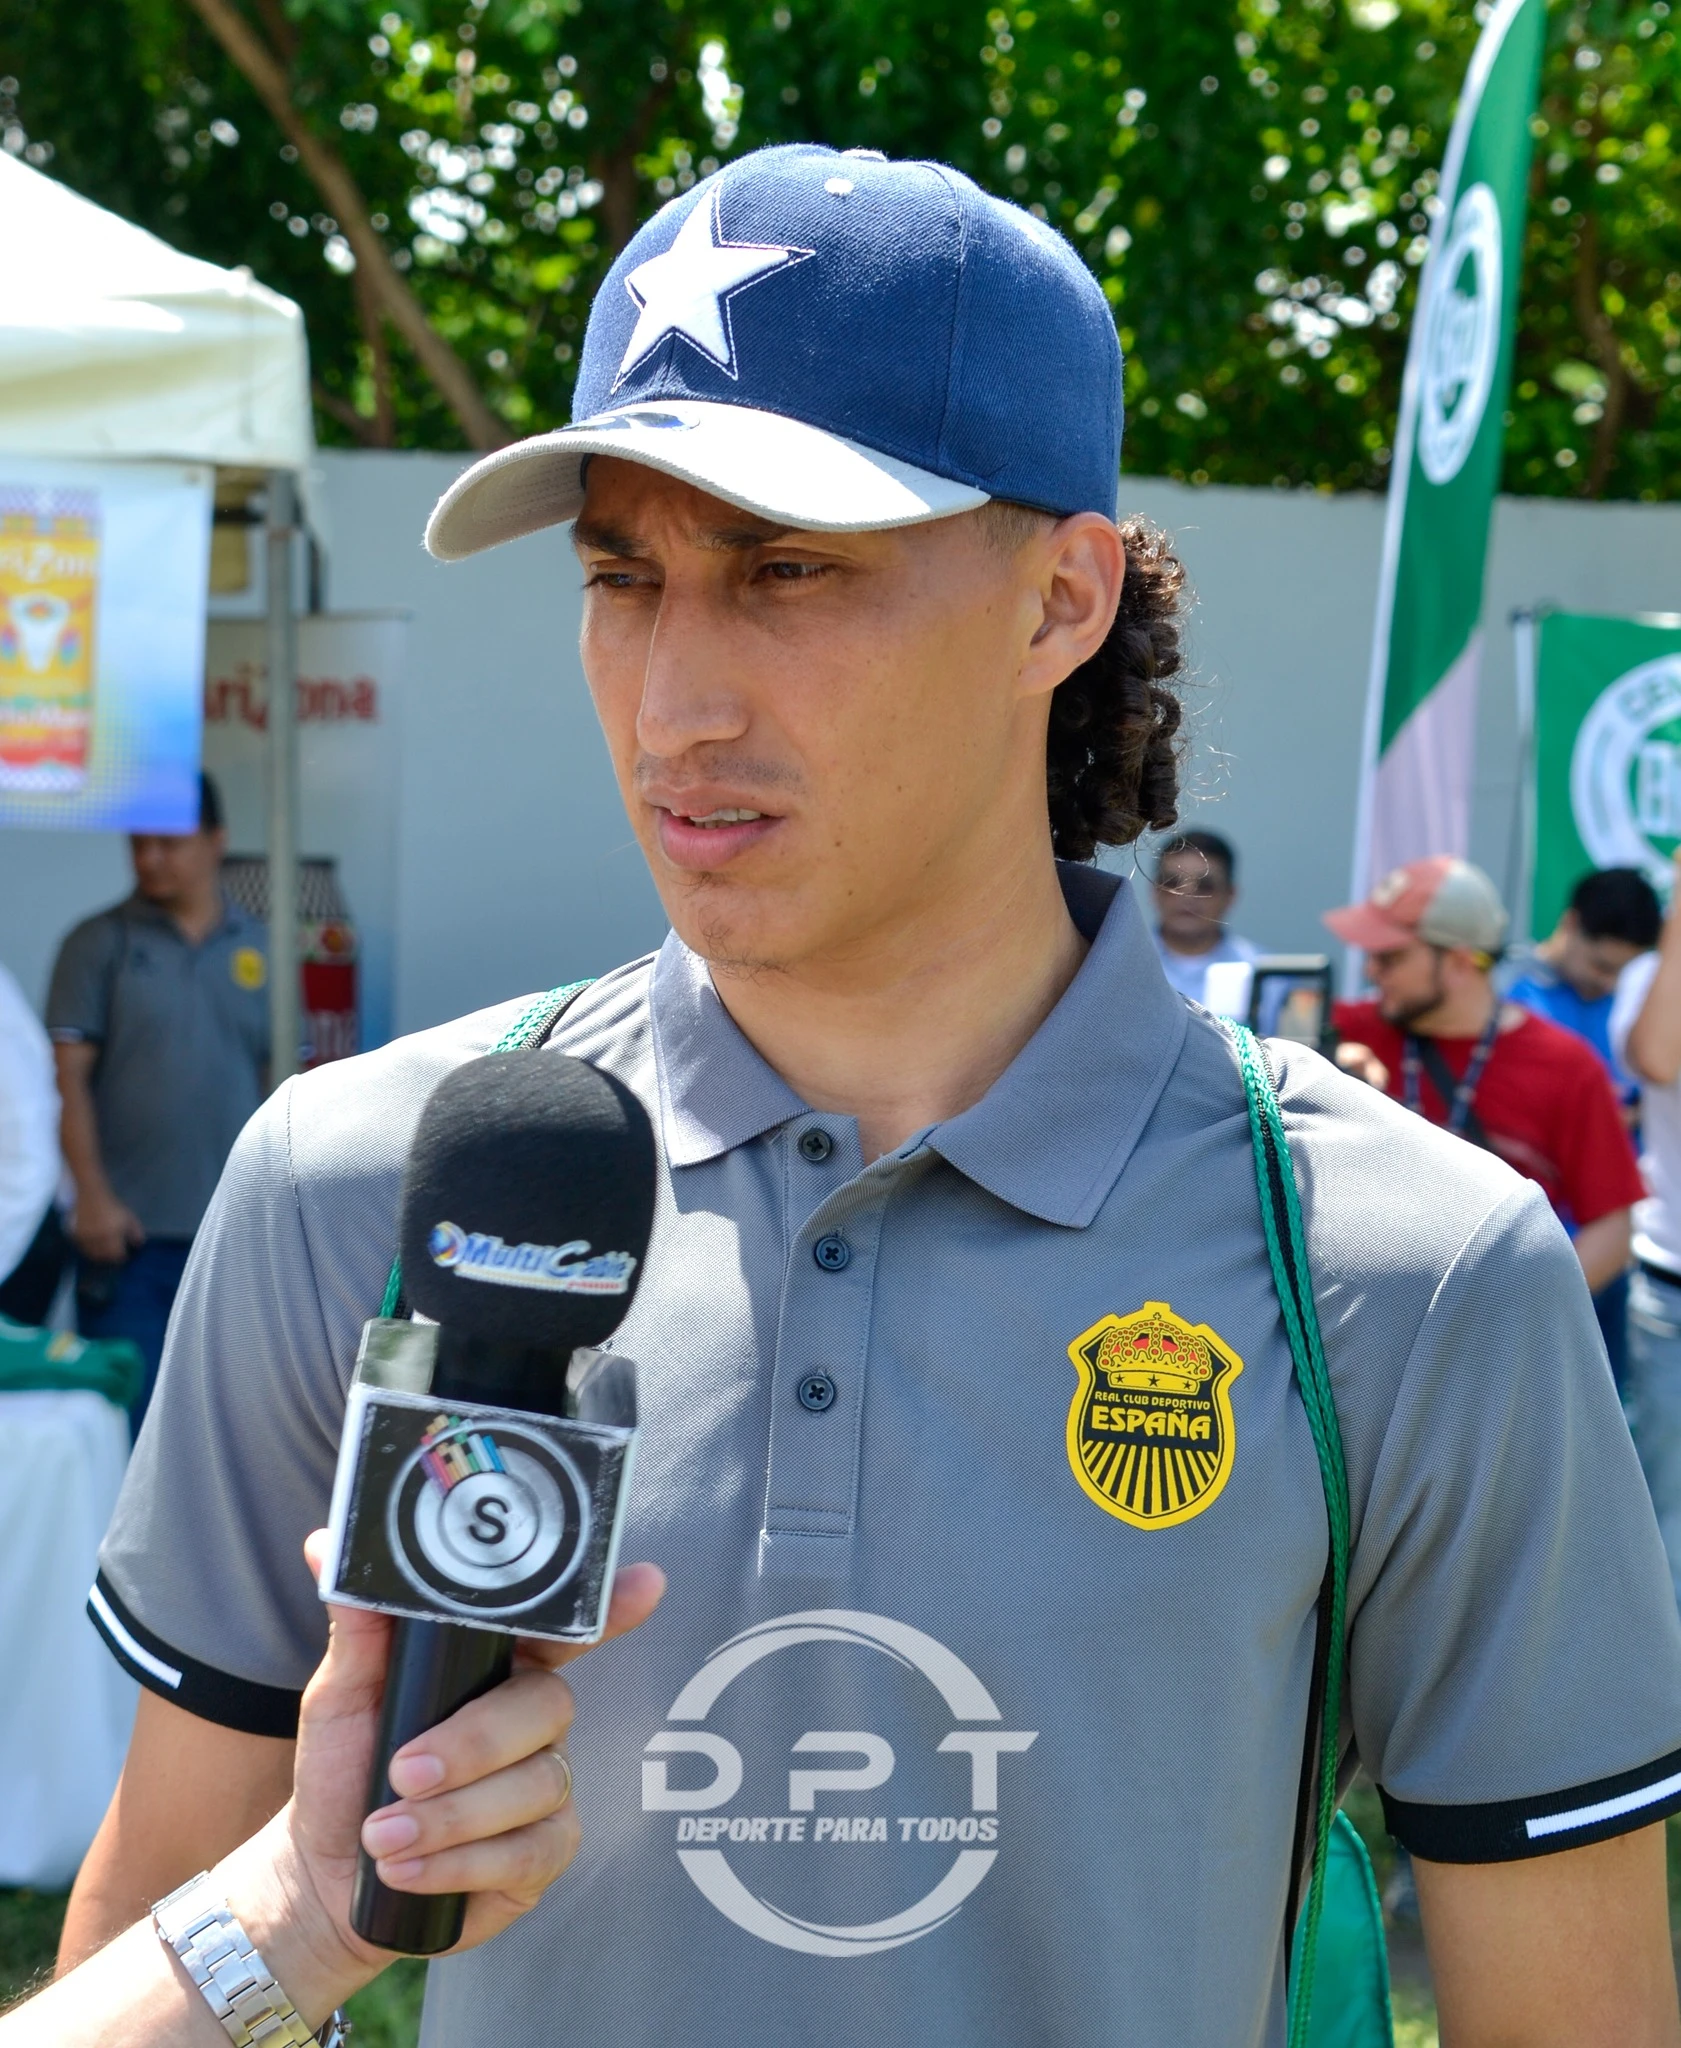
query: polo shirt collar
650 866 1188 1226
923 867 1187 1227
121 889 248 941
651 936 808 1166
122 892 177 931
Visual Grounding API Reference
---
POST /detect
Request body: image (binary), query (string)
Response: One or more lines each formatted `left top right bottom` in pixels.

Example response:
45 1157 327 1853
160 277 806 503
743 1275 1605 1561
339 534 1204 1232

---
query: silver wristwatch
153 1871 348 2048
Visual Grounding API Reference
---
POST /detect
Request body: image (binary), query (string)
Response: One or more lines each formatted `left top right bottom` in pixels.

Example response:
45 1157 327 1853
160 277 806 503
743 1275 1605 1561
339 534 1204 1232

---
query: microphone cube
320 1374 636 1642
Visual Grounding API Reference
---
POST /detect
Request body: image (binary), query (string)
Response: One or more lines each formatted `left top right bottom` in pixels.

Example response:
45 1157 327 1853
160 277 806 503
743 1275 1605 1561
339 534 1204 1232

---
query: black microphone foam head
399 1051 656 1355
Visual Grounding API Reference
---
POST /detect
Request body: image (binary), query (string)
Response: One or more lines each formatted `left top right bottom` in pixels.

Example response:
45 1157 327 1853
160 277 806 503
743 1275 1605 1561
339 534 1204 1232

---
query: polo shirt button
798 1372 837 1413
813 1234 850 1272
798 1128 834 1162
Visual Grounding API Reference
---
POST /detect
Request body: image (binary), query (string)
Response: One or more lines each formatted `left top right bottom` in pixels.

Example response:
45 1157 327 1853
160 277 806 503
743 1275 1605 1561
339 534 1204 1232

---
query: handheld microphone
321 1050 656 1955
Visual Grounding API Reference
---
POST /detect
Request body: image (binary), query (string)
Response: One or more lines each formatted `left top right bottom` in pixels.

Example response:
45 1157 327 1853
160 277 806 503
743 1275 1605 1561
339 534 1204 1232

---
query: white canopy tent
0 149 311 470
0 149 315 1081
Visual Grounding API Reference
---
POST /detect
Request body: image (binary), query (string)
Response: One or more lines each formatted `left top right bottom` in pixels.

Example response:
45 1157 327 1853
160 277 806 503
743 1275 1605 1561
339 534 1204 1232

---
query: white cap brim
424 399 990 561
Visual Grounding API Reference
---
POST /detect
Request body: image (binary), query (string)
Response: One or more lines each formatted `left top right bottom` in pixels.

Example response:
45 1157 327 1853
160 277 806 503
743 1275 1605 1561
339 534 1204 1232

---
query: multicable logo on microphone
428 1220 638 1296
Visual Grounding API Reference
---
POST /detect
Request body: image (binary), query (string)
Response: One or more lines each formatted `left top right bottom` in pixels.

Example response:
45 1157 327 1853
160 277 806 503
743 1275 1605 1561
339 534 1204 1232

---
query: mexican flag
1530 609 1681 935
1349 0 1547 903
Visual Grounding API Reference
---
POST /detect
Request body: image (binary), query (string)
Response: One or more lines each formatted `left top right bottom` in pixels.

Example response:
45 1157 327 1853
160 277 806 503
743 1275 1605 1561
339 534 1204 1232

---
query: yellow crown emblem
1095 1307 1214 1397
1065 1300 1246 1531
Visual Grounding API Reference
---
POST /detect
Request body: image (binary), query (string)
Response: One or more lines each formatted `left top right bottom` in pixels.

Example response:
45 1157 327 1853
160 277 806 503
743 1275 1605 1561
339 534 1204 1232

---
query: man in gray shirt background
47 771 268 1431
65 148 1681 2045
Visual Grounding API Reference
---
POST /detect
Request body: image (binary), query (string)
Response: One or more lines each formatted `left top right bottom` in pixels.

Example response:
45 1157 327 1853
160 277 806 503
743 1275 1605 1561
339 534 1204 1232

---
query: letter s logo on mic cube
323 1378 635 1640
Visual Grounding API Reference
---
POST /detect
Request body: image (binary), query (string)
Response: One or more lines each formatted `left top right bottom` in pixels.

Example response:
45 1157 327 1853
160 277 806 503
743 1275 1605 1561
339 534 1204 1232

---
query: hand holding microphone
317 1049 660 1953
281 1531 665 2009
0 1542 663 2048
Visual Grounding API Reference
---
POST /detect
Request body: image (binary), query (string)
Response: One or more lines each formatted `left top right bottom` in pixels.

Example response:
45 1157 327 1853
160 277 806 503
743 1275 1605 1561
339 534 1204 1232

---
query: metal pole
1505 607 1539 948
266 470 300 1087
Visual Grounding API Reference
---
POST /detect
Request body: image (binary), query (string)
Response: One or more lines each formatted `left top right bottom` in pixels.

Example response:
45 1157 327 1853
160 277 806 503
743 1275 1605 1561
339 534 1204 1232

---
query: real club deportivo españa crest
1065 1302 1244 1528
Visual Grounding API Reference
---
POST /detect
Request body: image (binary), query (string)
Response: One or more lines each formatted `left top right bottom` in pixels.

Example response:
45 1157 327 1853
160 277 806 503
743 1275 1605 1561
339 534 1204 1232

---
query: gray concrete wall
2 454 1677 1037
316 452 667 1034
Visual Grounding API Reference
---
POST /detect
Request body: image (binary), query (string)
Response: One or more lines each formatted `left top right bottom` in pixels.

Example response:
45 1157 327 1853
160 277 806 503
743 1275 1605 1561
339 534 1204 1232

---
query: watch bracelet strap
154 1871 348 2048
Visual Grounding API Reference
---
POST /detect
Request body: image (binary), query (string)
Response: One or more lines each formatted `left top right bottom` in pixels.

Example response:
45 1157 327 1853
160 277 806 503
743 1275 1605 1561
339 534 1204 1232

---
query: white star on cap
614 187 812 387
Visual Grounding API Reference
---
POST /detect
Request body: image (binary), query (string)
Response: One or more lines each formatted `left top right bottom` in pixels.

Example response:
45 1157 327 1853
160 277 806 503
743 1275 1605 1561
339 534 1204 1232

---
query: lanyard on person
1401 1011 1500 1137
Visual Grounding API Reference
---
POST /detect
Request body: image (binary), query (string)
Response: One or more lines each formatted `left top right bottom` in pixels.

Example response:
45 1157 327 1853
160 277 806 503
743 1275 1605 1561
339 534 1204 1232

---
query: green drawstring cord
376 980 594 1323
1230 1024 1352 2048
379 1259 404 1320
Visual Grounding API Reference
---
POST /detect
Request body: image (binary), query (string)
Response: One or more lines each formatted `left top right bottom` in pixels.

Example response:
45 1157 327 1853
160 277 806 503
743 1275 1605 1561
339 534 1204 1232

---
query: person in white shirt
1150 829 1260 1006
0 959 63 1324
1610 850 1681 1604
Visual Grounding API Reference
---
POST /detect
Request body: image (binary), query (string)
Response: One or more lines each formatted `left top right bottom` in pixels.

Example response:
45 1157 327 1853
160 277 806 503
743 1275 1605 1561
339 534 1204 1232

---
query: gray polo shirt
93 868 1681 2048
47 893 270 1239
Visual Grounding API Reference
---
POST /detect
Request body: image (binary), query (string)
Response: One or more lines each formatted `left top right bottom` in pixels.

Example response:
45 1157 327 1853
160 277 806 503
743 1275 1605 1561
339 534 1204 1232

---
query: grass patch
1390 1985 1439 2048
0 1889 67 2010
345 1957 429 2045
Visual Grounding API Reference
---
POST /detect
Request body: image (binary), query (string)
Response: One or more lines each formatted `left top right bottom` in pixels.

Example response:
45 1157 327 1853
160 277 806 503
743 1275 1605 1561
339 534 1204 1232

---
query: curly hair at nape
980 503 1189 862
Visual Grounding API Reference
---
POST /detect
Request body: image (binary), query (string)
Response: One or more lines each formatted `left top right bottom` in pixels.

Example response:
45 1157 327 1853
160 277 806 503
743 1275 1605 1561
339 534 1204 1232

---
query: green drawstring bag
1292 1813 1393 2048
1231 1026 1395 2048
0 1312 144 1410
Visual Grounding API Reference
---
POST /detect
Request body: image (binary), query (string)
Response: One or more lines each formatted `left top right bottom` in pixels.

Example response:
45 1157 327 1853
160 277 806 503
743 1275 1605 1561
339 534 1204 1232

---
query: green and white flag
1350 0 1546 901
1530 609 1681 936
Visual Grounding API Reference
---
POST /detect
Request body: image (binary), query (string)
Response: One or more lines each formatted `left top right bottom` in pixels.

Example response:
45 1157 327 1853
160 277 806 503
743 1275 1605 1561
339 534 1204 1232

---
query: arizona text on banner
1349 0 1546 907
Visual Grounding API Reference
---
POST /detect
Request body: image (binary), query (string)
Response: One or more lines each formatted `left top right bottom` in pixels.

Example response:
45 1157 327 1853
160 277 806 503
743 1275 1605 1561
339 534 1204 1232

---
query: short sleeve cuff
47 1026 93 1045
1381 1745 1681 1862
88 1571 302 1739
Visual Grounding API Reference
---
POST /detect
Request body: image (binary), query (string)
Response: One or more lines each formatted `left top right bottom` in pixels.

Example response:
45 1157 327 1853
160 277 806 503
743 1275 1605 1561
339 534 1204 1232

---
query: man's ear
1019 513 1125 701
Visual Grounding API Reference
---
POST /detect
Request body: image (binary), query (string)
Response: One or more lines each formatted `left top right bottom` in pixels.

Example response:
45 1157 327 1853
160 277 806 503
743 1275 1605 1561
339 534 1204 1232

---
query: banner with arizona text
1532 609 1681 937
0 455 211 831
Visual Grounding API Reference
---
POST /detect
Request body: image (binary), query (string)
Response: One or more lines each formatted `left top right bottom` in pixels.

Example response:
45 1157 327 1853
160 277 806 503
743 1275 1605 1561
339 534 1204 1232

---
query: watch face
325 1383 633 1640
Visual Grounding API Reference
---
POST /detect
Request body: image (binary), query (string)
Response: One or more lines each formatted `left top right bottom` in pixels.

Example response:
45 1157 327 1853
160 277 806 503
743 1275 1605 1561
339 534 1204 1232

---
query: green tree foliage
1 0 1675 494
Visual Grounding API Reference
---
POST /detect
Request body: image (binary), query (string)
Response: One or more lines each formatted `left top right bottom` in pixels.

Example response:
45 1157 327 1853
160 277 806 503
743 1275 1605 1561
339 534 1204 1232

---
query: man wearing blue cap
69 147 1681 2046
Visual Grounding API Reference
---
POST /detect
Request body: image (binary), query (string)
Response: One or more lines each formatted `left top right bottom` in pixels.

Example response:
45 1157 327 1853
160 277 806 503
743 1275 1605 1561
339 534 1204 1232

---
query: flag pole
1505 607 1539 945
266 469 300 1087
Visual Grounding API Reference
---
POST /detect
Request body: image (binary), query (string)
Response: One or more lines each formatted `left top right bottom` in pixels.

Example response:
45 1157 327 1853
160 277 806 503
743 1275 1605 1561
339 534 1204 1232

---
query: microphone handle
351 1618 514 1953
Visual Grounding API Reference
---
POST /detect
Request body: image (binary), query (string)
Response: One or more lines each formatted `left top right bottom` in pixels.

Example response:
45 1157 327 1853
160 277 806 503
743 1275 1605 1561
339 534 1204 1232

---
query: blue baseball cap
426 144 1121 560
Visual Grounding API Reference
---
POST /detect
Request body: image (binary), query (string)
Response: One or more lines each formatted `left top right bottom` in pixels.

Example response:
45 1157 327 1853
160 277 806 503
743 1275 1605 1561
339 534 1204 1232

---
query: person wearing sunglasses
1150 830 1261 1008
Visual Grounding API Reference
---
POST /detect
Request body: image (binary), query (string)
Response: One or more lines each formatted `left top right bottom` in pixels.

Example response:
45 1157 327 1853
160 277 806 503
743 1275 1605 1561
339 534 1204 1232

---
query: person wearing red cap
1327 857 1642 1297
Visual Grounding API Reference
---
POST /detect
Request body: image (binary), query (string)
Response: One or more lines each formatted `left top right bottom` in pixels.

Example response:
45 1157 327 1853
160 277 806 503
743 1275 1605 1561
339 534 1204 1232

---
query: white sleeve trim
1525 1765 1681 1841
88 1581 183 1689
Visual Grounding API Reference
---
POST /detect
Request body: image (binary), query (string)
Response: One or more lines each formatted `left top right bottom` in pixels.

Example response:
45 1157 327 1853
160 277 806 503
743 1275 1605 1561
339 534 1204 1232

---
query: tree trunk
1574 212 1630 499
355 268 397 448
590 75 677 257
182 0 510 451
312 381 384 446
